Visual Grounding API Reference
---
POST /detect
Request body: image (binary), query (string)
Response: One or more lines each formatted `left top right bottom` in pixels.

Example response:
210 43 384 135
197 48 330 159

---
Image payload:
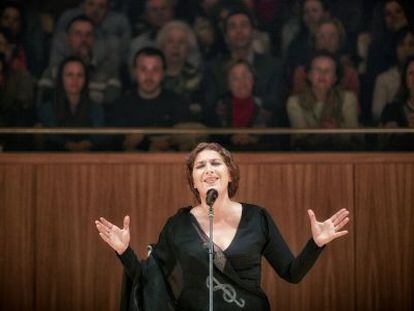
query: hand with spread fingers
95 216 131 255
307 208 350 247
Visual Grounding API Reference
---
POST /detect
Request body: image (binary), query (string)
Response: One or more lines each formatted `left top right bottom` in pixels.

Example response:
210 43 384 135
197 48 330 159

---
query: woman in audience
372 27 414 123
380 55 414 150
287 51 360 150
156 20 204 121
362 0 410 123
291 17 360 98
37 56 104 151
209 59 272 150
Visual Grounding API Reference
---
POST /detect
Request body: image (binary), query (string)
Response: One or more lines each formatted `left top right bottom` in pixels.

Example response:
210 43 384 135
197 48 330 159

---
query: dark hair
66 14 95 33
0 1 26 38
395 54 414 103
305 50 343 85
223 7 256 33
54 56 91 124
133 46 167 69
0 26 13 43
185 142 240 204
225 59 256 91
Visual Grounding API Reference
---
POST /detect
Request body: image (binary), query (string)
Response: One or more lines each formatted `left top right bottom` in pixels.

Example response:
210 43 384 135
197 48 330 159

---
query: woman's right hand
95 216 130 255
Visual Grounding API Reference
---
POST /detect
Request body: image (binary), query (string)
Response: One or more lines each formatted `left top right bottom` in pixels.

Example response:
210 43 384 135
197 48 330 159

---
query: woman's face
0 7 21 36
315 22 340 53
163 27 189 65
308 56 337 92
406 60 414 95
62 61 86 96
396 32 414 64
192 149 231 200
228 63 254 99
384 1 407 32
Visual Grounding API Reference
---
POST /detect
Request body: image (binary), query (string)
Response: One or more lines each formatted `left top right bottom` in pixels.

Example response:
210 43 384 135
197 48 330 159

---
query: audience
0 0 411 151
291 17 360 98
37 56 105 151
107 47 193 151
372 27 414 123
39 15 121 106
155 20 204 121
380 55 414 150
287 51 360 150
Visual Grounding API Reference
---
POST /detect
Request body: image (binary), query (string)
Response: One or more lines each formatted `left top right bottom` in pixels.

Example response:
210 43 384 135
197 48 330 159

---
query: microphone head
206 188 218 207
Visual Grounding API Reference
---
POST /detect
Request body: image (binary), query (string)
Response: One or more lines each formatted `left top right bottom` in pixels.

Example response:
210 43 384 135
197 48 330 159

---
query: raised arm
307 208 350 247
95 215 130 255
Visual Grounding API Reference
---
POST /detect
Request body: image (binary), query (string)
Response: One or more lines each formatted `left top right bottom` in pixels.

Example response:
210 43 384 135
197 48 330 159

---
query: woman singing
95 142 350 310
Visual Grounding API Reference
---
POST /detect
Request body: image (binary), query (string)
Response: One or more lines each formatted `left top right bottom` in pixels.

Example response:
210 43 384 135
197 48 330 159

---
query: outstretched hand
307 208 350 247
95 216 130 255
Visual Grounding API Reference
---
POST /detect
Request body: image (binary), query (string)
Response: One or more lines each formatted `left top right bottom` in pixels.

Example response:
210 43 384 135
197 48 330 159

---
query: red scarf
232 96 255 127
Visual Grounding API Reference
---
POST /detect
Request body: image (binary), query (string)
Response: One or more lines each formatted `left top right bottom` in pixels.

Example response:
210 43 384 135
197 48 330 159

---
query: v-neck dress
119 203 324 310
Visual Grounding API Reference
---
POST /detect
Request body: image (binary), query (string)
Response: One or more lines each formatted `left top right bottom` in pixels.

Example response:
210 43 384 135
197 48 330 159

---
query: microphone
206 188 218 207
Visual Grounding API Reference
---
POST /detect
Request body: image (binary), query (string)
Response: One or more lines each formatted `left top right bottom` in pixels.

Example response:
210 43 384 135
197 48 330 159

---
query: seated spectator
1 1 48 77
202 8 286 127
208 59 273 150
380 55 414 150
0 26 25 71
128 0 174 69
284 0 330 80
287 51 360 150
155 20 204 121
53 0 131 60
0 51 34 127
37 56 105 151
372 27 414 123
108 47 194 151
39 15 121 106
291 17 360 98
362 0 410 123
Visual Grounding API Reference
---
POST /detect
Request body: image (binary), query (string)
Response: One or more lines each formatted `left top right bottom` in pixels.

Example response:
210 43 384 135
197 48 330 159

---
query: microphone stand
208 201 214 311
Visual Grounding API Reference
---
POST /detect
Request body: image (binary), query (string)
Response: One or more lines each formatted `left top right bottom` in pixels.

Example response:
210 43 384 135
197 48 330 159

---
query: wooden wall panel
355 163 414 311
0 165 35 310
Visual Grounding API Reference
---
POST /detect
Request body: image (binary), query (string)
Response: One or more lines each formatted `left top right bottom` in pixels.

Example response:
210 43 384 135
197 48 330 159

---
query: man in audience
202 8 287 126
38 15 121 106
108 47 192 151
128 0 175 69
53 0 131 60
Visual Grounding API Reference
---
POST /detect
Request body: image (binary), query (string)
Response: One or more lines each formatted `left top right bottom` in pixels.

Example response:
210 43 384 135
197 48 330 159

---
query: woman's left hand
307 208 350 247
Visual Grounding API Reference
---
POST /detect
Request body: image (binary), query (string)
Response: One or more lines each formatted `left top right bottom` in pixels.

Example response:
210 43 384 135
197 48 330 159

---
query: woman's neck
67 93 80 111
312 87 329 102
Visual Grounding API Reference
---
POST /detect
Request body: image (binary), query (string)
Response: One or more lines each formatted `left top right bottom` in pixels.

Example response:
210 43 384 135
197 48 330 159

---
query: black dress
119 203 324 310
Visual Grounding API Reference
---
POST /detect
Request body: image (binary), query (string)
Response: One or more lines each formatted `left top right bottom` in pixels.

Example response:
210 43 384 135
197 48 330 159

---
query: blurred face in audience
406 60 414 96
396 32 414 64
83 0 109 24
68 20 95 57
228 62 254 99
62 60 86 96
303 0 326 33
0 33 12 60
315 22 340 53
1 6 21 36
162 27 189 67
135 54 164 98
308 56 337 92
226 14 253 51
384 1 407 32
146 0 174 29
194 16 215 47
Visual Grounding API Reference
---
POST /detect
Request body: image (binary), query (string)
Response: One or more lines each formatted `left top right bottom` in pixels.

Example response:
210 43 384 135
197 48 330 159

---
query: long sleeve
261 208 324 283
